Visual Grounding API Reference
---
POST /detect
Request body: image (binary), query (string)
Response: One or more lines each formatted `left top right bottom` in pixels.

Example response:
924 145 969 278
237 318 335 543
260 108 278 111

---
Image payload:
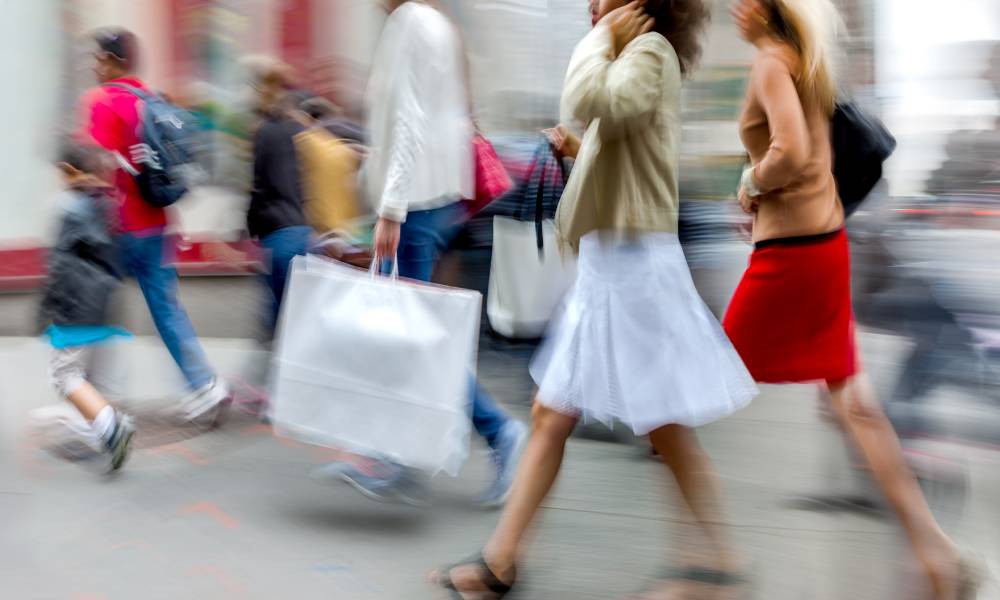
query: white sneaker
180 378 231 427
28 405 103 461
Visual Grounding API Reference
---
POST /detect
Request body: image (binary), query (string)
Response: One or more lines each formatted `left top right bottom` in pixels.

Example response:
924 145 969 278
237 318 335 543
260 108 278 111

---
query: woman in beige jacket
432 2 758 598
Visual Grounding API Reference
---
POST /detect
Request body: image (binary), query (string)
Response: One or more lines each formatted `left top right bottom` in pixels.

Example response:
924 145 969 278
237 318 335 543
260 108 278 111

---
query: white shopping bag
487 217 577 339
270 255 481 475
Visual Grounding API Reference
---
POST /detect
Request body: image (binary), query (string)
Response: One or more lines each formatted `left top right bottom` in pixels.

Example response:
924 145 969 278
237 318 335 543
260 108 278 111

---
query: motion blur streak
1 1 997 599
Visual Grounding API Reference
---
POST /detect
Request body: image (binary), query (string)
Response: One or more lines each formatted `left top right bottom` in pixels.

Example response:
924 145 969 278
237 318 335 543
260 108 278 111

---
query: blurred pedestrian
431 2 758 598
293 97 365 236
317 0 528 508
39 141 135 472
244 61 313 335
78 28 228 426
723 1 977 598
299 96 366 147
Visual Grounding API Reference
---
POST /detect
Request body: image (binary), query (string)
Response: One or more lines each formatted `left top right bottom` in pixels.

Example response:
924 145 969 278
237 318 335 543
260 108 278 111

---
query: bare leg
625 426 745 600
66 381 110 422
434 401 578 594
828 373 959 599
486 401 577 572
649 424 740 573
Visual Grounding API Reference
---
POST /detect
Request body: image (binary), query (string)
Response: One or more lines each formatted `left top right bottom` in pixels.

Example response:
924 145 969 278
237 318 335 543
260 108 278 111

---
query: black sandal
628 566 749 599
434 552 516 599
660 565 748 586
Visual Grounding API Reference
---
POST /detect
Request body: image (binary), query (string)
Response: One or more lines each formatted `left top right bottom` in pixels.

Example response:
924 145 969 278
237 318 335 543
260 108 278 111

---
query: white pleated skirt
531 231 758 434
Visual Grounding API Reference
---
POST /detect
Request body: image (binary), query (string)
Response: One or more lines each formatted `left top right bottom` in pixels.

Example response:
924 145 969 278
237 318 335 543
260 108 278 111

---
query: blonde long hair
766 0 842 115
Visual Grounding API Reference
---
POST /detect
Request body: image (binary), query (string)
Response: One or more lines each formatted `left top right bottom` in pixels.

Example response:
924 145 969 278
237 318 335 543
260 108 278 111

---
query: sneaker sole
109 428 135 472
187 399 232 430
339 472 398 503
393 485 430 508
339 472 428 507
183 380 233 424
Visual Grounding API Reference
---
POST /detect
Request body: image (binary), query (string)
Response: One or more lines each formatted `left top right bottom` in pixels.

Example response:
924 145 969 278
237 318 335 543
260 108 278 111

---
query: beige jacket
555 24 682 252
739 44 843 242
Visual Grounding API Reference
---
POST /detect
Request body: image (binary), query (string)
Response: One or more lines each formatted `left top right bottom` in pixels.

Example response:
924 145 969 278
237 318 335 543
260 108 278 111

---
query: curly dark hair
643 0 712 77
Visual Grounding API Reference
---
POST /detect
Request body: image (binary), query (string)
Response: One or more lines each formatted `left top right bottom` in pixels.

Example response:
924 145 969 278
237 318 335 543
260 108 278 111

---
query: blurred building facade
2 0 996 251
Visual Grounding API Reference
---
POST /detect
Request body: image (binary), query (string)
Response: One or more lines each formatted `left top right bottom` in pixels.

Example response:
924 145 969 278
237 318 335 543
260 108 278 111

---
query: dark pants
382 203 509 447
260 225 312 333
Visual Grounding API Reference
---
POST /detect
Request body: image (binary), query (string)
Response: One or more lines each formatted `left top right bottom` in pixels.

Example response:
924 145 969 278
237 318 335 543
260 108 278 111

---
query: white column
0 0 62 244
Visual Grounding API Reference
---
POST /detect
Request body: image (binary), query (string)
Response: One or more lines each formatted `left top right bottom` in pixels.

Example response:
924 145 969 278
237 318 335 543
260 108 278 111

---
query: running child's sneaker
104 412 136 472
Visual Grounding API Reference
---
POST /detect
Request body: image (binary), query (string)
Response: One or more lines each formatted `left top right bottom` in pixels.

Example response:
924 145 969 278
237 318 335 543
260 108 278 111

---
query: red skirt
723 229 857 384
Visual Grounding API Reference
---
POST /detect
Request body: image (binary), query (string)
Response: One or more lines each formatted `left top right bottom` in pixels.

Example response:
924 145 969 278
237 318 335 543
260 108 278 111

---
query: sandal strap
438 552 514 595
660 565 747 586
474 555 513 593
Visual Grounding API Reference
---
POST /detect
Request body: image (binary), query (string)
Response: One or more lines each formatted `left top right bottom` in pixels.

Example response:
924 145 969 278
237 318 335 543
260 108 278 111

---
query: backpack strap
104 82 153 102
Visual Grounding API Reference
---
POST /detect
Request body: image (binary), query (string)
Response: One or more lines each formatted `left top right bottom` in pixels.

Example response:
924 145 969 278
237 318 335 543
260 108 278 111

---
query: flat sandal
434 552 515 599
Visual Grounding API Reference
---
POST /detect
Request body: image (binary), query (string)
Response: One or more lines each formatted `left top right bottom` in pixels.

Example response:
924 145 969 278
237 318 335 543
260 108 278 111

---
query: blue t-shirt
44 325 131 350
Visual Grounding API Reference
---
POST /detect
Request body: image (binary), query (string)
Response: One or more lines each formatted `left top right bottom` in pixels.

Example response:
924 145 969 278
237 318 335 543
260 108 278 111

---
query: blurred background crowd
2 0 997 242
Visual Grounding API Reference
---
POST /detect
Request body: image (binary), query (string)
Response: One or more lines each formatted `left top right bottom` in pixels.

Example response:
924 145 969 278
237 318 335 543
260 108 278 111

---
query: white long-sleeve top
364 2 473 223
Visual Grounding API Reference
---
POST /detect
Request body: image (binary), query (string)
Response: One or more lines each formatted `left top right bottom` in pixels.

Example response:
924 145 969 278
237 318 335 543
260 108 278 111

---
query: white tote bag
487 217 577 339
270 255 481 475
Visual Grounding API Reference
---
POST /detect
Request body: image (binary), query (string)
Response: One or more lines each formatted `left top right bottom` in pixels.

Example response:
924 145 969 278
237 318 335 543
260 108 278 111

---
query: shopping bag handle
369 256 400 281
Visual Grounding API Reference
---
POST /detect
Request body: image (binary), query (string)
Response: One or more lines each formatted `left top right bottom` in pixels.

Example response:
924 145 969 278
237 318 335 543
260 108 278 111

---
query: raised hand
606 1 655 57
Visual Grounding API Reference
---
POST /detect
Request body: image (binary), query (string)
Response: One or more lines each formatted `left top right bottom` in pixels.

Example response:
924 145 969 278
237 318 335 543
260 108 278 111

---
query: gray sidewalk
2 333 999 599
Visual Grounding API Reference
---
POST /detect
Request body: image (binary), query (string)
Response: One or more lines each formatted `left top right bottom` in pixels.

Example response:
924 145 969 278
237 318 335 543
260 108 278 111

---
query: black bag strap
554 149 569 186
534 153 549 255
516 141 548 222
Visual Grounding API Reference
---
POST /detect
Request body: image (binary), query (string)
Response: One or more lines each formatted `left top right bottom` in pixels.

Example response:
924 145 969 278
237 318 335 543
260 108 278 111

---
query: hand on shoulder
606 1 655 57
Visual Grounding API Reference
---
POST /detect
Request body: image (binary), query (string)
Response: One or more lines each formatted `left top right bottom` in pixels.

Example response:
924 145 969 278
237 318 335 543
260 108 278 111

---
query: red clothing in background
78 77 167 233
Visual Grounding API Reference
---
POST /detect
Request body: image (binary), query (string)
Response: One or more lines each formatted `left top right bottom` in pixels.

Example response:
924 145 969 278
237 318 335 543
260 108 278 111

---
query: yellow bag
294 127 360 233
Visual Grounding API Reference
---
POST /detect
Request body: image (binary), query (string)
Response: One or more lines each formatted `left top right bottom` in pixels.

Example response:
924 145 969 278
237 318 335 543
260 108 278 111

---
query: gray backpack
107 83 203 207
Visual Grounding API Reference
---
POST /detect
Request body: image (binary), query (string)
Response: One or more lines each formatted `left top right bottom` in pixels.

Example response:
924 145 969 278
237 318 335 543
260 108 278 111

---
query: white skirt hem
530 231 757 435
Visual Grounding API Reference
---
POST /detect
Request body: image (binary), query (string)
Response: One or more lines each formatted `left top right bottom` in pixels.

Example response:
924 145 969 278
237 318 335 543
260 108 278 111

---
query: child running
39 141 136 472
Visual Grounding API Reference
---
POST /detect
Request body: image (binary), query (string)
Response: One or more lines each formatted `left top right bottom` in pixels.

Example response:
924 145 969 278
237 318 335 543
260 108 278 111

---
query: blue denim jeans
117 232 214 391
382 203 509 447
260 225 312 333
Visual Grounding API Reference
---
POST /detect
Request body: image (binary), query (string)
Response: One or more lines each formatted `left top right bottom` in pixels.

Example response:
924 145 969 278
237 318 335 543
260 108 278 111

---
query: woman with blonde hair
725 0 977 597
431 1 759 598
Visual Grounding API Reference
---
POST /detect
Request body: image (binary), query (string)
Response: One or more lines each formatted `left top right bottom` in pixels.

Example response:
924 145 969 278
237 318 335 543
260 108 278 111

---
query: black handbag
831 101 896 217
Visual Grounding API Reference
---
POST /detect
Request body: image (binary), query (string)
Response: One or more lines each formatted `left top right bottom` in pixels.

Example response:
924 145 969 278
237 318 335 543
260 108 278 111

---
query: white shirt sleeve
376 16 430 223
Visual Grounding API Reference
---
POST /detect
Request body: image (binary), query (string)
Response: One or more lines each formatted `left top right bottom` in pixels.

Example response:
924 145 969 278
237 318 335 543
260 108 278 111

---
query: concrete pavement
2 331 999 599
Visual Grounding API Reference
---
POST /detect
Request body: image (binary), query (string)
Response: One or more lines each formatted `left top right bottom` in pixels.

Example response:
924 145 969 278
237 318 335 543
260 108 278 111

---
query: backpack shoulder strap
104 82 152 102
